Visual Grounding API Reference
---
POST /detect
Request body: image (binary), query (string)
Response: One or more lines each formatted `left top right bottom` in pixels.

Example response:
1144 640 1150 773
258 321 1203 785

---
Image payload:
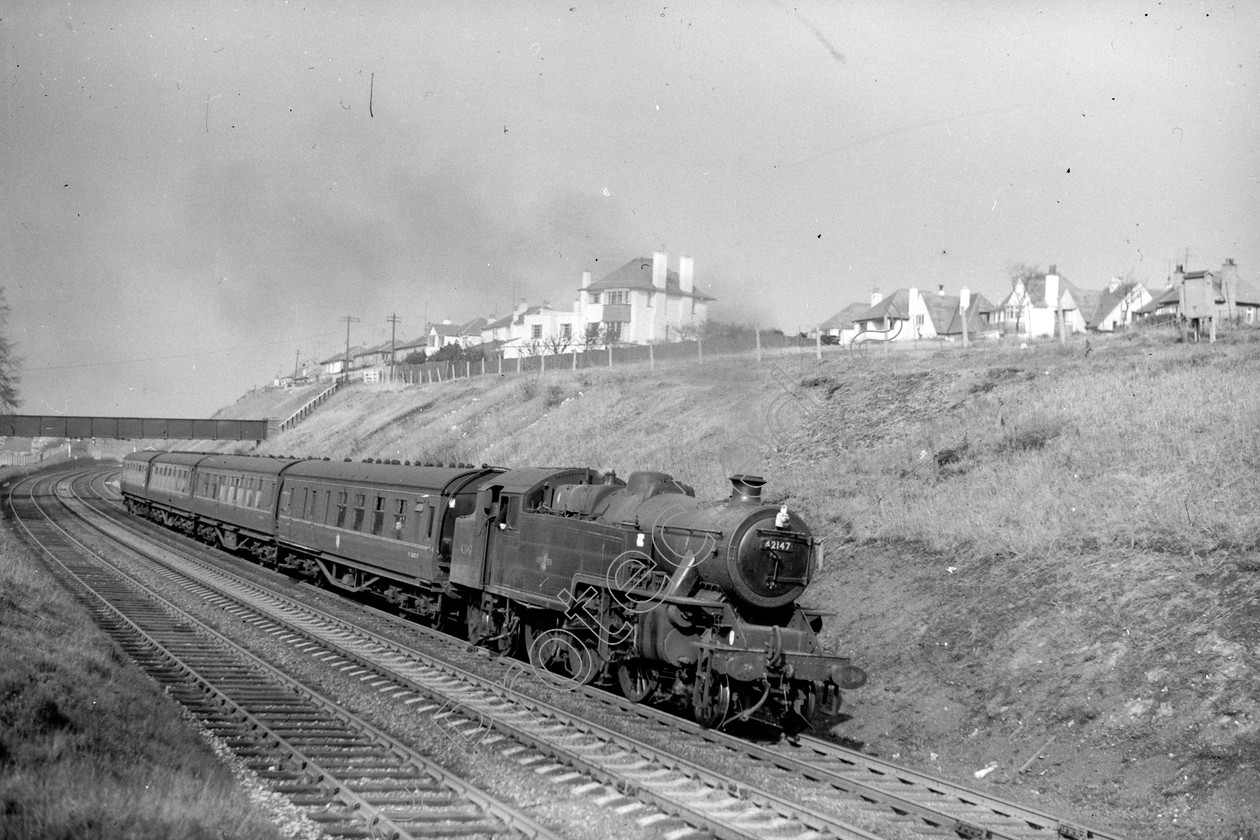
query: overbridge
0 415 272 441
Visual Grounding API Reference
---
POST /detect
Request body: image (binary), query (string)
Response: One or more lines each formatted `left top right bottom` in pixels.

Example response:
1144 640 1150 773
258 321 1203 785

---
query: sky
2 1 1256 417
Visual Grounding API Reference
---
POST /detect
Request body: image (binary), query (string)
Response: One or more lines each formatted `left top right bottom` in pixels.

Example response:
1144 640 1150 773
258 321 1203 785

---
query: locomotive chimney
729 474 766 503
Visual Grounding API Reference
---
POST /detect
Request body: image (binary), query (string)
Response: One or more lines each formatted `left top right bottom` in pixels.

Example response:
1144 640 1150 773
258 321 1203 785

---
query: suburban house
818 302 869 344
476 251 713 358
426 317 488 350
847 286 996 342
992 267 1088 337
1136 259 1259 326
1078 280 1153 332
577 252 713 345
319 347 365 377
486 301 583 358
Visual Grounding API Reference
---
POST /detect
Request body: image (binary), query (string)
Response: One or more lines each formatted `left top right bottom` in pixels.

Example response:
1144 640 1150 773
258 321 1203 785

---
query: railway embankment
234 330 1260 840
3 329 1257 839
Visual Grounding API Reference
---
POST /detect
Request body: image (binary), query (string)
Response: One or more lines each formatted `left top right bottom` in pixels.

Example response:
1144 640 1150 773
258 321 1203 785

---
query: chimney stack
938 284 945 296
729 474 765 503
679 255 694 295
871 288 883 307
1045 270 1060 309
581 270 591 289
652 251 667 292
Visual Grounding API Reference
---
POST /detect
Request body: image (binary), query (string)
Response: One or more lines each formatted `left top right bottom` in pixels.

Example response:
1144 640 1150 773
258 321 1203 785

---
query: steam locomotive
120 452 865 735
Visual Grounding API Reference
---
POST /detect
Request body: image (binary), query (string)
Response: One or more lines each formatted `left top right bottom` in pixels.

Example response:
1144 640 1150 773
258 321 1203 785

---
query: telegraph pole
340 315 360 380
386 313 402 382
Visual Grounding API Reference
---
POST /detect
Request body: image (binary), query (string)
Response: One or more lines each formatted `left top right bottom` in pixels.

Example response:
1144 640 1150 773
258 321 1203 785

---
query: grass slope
241 330 1259 839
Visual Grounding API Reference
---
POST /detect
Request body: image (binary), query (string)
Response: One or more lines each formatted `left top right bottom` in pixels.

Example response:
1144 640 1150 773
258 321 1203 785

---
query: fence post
572 351 577 371
608 345 613 368
698 337 703 364
756 327 762 363
649 343 655 371
517 356 521 374
466 361 471 378
541 354 546 374
815 331 822 360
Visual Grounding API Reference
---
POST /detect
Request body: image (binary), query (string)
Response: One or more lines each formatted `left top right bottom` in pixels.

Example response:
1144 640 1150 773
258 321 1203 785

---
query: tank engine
449 468 866 734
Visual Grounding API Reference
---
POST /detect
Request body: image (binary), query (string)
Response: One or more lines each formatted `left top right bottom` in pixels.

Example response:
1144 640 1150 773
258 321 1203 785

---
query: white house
1083 280 1152 332
480 251 713 358
577 252 712 345
993 267 1087 338
849 286 995 342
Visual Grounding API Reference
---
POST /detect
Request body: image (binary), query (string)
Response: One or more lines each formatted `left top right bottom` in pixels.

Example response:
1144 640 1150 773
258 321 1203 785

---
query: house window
531 324 542 339
605 289 629 305
605 321 622 341
914 314 925 329
589 292 600 304
560 323 572 342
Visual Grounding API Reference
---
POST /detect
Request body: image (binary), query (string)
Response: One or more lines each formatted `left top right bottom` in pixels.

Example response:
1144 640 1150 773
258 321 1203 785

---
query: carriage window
392 499 407 539
352 493 366 531
305 487 317 519
425 504 436 540
298 488 309 519
371 496 385 535
335 490 348 527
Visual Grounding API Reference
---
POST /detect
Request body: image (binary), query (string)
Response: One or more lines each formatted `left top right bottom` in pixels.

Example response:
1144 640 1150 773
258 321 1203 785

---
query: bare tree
0 288 21 412
541 329 573 357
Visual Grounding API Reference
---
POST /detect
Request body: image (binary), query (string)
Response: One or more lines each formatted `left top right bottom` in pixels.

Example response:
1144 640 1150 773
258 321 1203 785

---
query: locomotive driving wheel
616 660 659 704
692 671 731 729
525 622 597 686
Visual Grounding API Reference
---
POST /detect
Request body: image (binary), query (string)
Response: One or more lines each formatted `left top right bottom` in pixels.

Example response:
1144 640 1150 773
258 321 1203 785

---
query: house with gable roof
1082 279 1153 332
426 316 489 351
992 266 1088 338
1136 259 1260 326
848 286 996 342
577 252 713 345
817 302 869 344
479 251 714 358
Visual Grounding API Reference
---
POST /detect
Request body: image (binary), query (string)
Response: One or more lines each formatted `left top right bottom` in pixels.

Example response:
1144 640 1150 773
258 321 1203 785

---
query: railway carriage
123 451 206 534
186 455 298 560
275 460 501 622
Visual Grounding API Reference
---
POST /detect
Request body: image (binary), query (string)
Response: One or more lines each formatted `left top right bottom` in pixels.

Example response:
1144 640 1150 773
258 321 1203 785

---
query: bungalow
817 302 868 345
849 287 996 342
1083 280 1153 332
319 346 366 377
992 266 1087 337
426 317 488 350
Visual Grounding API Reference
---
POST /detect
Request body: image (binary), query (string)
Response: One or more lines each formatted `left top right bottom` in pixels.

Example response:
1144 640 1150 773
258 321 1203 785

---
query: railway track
56 467 1126 840
10 470 563 840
